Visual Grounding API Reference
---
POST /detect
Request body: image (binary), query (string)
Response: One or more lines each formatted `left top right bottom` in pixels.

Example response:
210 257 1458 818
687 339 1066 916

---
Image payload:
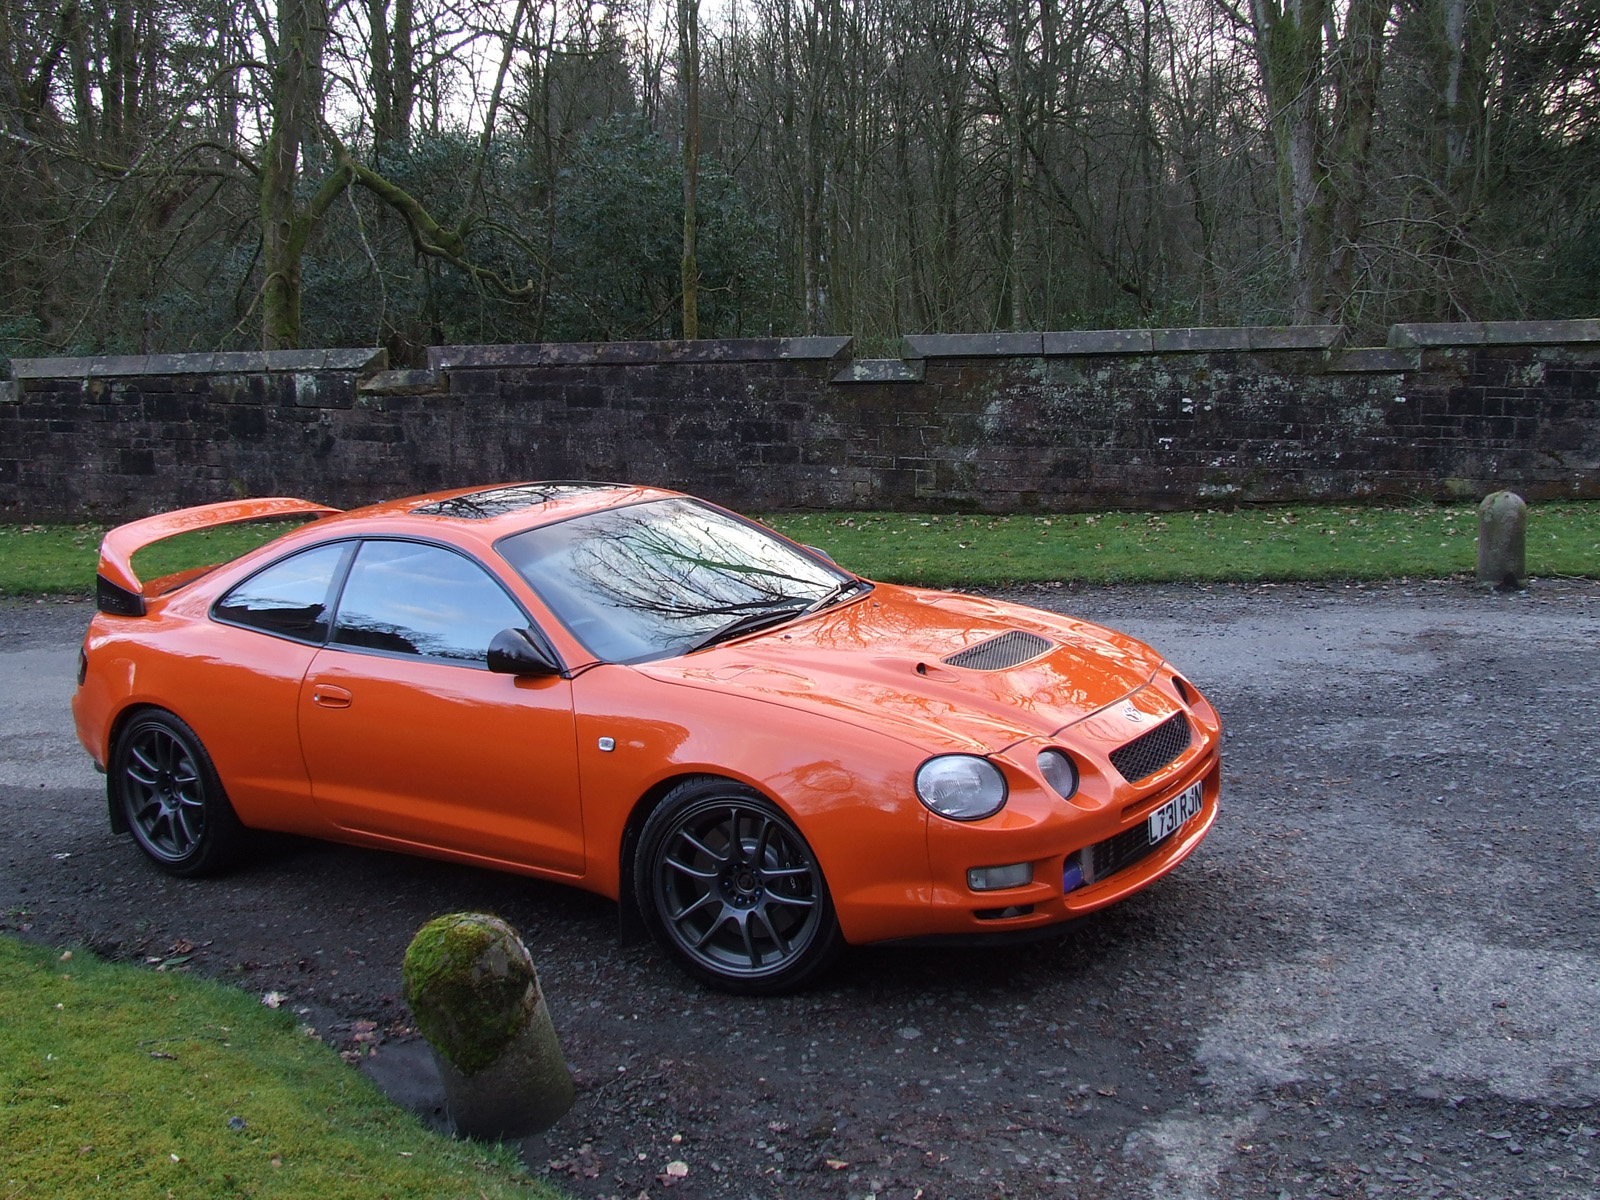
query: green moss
402 915 539 1076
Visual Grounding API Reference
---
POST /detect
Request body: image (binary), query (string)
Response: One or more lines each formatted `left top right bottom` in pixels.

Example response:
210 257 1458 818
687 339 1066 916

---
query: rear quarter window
213 542 351 643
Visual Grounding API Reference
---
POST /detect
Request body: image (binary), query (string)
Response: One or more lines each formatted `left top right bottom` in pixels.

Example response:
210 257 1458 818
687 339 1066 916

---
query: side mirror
487 627 563 677
804 544 837 565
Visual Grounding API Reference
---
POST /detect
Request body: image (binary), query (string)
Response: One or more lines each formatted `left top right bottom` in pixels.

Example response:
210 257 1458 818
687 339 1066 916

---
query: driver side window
330 540 527 667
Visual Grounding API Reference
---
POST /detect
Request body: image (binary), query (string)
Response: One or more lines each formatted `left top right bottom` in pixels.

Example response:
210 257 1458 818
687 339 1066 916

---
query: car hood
638 584 1168 754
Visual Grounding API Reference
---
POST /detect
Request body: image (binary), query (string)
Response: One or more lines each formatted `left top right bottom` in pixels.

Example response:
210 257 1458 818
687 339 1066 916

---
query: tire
111 709 245 877
635 778 843 994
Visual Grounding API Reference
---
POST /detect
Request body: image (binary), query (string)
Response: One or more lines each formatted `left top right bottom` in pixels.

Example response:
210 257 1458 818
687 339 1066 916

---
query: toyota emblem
1122 704 1143 722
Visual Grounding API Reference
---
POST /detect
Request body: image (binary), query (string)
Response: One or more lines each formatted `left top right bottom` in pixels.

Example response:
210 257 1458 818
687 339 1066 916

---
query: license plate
1148 780 1203 843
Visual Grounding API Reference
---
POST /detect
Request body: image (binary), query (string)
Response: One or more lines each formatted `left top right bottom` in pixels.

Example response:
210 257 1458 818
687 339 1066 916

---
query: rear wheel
636 778 843 994
111 710 245 877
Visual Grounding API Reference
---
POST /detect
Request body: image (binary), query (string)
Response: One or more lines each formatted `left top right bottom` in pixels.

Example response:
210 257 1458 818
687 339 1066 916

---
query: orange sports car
73 483 1220 992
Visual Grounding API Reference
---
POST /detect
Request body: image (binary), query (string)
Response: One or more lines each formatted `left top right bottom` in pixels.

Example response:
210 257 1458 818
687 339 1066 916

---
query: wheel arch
104 701 169 835
616 771 764 944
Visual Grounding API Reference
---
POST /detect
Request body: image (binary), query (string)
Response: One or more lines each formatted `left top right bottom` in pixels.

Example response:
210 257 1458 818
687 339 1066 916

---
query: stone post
402 913 575 1140
1476 491 1527 590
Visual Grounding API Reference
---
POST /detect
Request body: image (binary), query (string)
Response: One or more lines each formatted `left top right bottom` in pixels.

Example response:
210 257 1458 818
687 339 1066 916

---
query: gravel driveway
3 580 1598 1200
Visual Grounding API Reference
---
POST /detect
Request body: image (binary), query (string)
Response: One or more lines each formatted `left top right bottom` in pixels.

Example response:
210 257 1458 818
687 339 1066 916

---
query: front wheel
111 709 245 877
636 778 843 994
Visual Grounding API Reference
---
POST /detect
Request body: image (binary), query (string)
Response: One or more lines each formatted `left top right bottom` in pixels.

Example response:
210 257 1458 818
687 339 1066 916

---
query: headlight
915 755 1008 821
1037 749 1079 800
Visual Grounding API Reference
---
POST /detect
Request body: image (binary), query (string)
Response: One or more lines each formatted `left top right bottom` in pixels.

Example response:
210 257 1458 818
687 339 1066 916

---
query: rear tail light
96 574 146 616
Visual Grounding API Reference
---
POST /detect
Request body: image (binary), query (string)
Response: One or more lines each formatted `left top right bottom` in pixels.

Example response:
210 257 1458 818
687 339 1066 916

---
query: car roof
317 481 686 541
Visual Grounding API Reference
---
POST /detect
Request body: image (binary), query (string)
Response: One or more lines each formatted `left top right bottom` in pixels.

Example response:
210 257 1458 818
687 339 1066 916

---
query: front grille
1108 713 1192 783
942 630 1052 671
1092 823 1163 880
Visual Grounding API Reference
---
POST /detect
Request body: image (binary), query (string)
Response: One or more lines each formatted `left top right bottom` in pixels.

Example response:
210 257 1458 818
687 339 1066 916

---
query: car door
195 540 356 832
297 538 584 875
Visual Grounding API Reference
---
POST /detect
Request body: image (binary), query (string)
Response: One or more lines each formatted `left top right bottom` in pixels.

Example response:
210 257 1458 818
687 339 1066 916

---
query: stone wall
2 321 1597 521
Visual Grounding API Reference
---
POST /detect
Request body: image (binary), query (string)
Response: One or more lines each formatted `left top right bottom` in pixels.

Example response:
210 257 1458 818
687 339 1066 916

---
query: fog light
967 862 1032 891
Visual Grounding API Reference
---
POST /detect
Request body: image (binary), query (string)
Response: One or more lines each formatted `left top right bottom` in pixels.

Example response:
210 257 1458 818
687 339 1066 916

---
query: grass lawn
1 503 1597 596
766 502 1600 586
0 934 551 1199
0 523 296 597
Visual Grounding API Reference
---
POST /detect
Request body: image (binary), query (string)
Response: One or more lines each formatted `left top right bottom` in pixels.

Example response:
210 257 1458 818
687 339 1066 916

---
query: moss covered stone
402 913 540 1076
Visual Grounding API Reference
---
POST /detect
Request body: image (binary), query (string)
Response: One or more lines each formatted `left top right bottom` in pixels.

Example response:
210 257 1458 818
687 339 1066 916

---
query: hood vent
942 630 1052 671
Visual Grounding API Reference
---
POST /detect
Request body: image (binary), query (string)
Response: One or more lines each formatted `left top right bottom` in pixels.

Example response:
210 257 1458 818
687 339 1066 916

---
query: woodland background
3 0 1599 365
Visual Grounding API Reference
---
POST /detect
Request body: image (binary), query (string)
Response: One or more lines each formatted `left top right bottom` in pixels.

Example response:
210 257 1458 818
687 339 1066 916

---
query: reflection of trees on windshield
565 507 835 624
499 500 847 661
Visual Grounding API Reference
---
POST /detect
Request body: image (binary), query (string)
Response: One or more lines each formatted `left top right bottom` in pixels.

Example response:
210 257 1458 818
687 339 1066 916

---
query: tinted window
214 542 349 642
497 498 846 662
331 540 526 666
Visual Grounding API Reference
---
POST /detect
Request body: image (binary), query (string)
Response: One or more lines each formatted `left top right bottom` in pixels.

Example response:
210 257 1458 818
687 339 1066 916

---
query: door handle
312 684 353 708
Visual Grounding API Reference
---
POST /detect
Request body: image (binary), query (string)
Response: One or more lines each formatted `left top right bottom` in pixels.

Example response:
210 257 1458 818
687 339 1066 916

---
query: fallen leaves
261 991 286 1009
549 1145 604 1179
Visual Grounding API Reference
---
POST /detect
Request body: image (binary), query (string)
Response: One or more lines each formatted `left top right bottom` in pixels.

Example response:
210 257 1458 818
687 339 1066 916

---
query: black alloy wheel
636 779 843 994
112 710 244 877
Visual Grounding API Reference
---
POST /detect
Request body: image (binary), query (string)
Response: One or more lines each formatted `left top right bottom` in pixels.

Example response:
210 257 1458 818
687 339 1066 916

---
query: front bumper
863 749 1221 944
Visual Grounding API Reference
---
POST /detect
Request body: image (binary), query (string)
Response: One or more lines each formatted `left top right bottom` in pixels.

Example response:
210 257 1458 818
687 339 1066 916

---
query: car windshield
497 499 851 662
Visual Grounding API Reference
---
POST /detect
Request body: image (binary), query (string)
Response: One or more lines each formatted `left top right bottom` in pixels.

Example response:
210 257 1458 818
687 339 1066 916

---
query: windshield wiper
685 605 808 653
804 577 867 613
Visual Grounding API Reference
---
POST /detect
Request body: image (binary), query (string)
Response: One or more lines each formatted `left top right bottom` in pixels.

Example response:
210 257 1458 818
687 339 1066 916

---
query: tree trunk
260 0 330 350
679 0 700 339
64 2 93 149
801 1 827 334
103 0 131 146
1325 0 1392 312
1006 0 1028 330
370 0 392 153
1421 0 1488 317
1252 0 1331 321
392 0 414 145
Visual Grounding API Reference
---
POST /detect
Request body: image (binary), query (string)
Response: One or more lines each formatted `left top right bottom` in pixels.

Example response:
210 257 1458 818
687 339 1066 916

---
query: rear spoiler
96 497 342 616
